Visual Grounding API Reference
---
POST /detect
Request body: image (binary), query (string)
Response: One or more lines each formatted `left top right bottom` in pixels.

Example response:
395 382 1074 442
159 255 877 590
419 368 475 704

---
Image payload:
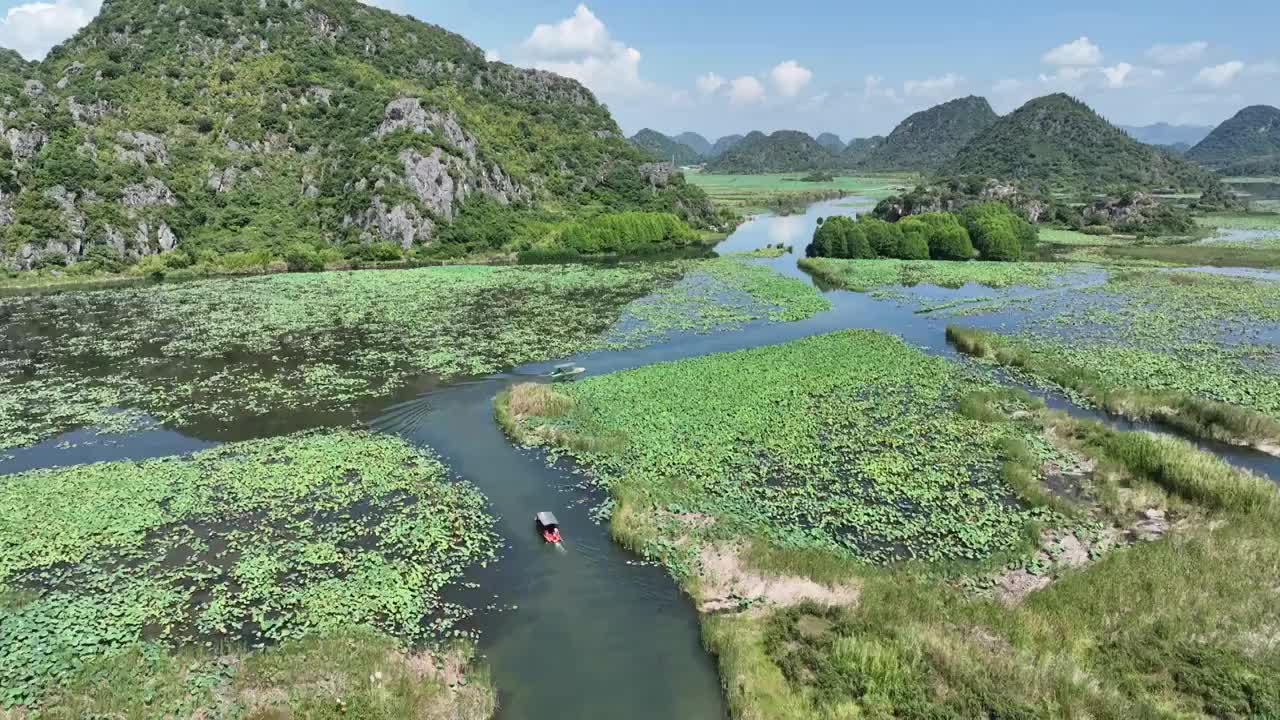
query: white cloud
696 72 726 94
484 49 501 62
769 60 813 97
729 75 766 105
518 5 652 97
1196 60 1245 88
521 4 611 59
1101 63 1133 88
1144 41 1207 65
0 0 100 60
1039 66 1092 89
1042 36 1103 66
862 75 898 103
903 73 962 98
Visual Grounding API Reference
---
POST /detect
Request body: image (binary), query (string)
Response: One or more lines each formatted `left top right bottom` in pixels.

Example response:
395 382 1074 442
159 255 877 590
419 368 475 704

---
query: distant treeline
806 204 1037 262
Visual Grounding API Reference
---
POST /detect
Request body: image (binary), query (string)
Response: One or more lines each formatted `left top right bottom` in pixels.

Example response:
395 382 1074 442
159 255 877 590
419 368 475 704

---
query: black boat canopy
536 511 559 528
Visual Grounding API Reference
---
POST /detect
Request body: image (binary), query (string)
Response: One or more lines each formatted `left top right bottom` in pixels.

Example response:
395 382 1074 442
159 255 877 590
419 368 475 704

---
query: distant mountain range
841 136 885 165
628 129 703 165
1119 123 1214 148
943 94 1217 191
1186 105 1280 173
673 132 713 157
705 131 835 173
815 133 845 152
709 134 745 158
624 97 1270 189
855 96 998 173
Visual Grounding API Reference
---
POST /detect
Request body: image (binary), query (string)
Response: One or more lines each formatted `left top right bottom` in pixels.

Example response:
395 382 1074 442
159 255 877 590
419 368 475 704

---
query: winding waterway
3 196 1277 718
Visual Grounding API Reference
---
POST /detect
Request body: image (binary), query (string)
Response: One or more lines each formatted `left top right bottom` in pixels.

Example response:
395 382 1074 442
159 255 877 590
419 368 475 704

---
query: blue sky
2 0 1277 140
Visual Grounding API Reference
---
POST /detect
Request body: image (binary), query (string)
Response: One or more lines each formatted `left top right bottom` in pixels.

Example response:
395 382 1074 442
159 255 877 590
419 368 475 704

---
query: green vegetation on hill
709 134 745 158
673 131 713 157
856 96 998 172
628 129 703 166
705 130 834 173
943 94 1221 191
1216 155 1280 177
1187 105 1280 169
556 211 699 255
0 0 714 277
839 135 885 164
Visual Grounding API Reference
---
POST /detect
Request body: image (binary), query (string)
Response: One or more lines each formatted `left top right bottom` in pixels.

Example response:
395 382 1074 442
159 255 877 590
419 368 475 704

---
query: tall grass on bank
494 382 623 453
1045 412 1280 517
946 325 1280 450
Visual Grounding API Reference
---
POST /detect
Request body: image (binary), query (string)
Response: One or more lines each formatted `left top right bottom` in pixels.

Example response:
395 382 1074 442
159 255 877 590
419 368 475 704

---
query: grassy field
1038 227 1138 246
0 257 826 450
799 257 1076 291
497 330 1280 717
0 431 499 712
686 173 913 214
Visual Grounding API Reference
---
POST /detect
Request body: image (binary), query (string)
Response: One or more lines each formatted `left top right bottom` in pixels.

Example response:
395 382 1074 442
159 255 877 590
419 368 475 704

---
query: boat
549 363 586 381
535 511 562 544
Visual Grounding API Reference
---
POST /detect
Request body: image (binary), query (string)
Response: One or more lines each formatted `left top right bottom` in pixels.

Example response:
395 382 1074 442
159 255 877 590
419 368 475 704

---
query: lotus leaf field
0 430 499 708
512 331 1065 565
0 258 827 450
1006 270 1280 420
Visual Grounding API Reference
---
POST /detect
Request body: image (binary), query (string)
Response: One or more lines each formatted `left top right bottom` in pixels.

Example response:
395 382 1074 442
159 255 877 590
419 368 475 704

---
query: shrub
806 216 873 259
351 242 404 262
1083 225 1113 236
860 218 903 258
559 212 697 255
961 203 1032 262
895 231 930 260
899 213 974 261
921 213 975 261
283 243 323 272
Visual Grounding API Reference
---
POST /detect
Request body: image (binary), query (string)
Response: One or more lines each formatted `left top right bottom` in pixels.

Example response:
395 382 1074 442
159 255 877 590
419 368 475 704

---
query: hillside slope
0 0 713 271
840 136 885 165
704 130 834 173
1186 105 1280 170
709 134 744 158
629 129 703 165
815 132 844 152
856 96 997 172
944 94 1219 191
673 132 712 157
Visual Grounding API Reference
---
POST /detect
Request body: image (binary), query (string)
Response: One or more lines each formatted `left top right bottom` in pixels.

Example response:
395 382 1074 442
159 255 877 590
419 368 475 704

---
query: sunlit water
2 197 1278 719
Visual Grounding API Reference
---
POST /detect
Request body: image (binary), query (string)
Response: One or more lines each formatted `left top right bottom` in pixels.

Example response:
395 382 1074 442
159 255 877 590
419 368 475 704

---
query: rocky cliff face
872 179 1053 223
0 0 712 270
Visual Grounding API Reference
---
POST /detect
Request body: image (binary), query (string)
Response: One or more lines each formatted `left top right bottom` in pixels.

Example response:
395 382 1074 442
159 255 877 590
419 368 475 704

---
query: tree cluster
806 204 1037 262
